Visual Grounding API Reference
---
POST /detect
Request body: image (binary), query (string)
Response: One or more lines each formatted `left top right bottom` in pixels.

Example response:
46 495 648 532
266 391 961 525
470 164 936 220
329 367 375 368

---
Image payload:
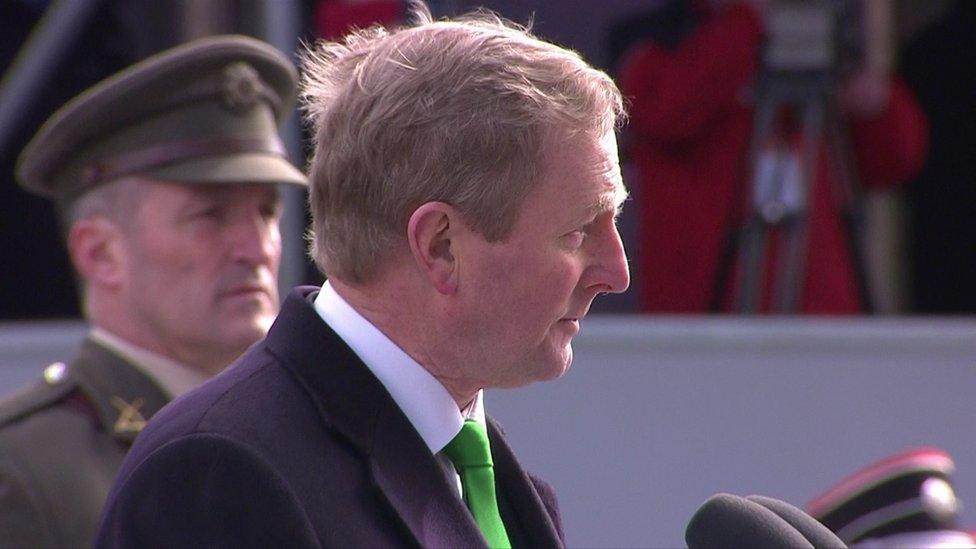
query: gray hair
300 2 625 282
56 178 147 241
53 178 147 309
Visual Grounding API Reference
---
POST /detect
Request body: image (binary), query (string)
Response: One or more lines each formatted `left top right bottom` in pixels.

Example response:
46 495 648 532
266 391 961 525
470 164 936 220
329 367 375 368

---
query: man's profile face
453 131 630 389
117 181 283 373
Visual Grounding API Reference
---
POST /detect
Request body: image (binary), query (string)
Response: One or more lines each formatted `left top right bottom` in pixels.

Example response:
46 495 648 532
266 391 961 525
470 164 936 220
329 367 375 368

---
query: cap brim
148 152 307 187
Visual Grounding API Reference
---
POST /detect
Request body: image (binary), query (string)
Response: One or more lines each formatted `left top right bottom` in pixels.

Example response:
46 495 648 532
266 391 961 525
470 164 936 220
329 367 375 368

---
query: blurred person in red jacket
619 0 927 314
315 0 406 41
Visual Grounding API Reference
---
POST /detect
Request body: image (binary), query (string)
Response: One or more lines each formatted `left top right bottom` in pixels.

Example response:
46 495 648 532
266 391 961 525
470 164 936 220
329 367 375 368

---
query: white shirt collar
313 280 484 454
88 327 210 399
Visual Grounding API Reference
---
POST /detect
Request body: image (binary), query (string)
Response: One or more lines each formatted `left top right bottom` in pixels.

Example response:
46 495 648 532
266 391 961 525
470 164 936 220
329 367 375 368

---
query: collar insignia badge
111 396 147 433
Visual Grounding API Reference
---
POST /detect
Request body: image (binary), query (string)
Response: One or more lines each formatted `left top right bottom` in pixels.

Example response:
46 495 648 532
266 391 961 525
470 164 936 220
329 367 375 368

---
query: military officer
0 35 306 548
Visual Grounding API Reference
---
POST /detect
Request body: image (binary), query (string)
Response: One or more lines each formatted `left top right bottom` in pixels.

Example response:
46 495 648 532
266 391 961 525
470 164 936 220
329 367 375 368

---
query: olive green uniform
0 338 169 548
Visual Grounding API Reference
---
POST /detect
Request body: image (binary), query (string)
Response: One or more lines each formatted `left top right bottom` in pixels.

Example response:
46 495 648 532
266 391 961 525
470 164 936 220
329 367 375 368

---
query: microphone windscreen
686 493 813 549
746 495 847 548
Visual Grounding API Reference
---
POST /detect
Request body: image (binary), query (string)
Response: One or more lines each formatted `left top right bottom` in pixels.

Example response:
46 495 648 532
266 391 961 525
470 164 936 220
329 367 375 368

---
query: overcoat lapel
370 395 486 548
489 419 564 548
268 288 486 548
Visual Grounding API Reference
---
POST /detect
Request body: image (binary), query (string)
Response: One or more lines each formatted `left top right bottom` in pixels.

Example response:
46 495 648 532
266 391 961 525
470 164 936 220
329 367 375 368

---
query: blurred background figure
314 0 406 40
617 0 927 314
0 35 306 548
0 0 315 321
807 447 976 548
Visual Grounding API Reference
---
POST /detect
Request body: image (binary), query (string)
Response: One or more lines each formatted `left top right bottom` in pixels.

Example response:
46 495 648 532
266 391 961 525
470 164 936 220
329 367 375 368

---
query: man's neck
87 297 228 376
88 326 210 398
328 278 481 409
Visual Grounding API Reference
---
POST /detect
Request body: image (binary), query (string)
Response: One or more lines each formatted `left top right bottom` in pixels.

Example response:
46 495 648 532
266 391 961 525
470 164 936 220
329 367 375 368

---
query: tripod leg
736 217 770 313
825 101 873 313
734 94 781 313
773 100 822 312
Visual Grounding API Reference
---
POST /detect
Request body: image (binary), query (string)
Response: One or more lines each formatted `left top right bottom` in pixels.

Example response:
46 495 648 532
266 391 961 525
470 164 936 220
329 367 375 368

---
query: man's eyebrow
186 185 281 203
182 186 224 201
577 187 628 224
611 185 628 214
598 185 629 216
262 187 284 204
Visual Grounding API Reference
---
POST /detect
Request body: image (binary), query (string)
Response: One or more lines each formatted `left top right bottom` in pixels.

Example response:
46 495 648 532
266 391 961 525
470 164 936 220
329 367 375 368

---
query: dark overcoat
0 339 170 548
96 287 565 548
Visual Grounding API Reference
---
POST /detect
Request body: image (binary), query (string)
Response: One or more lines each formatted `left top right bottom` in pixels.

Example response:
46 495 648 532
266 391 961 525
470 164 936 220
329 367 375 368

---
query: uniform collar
89 327 209 399
68 336 172 443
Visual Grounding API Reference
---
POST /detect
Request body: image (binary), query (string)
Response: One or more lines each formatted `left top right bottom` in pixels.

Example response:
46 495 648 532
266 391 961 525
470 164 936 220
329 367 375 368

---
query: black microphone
746 495 846 549
686 493 813 548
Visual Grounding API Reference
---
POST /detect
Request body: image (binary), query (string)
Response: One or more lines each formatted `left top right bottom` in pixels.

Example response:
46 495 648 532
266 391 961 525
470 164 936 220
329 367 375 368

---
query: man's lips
219 284 272 299
556 318 581 337
560 307 589 323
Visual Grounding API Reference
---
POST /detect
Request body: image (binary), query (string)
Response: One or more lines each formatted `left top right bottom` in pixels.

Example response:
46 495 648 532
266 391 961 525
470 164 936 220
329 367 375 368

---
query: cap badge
111 396 147 434
220 61 262 113
921 477 959 522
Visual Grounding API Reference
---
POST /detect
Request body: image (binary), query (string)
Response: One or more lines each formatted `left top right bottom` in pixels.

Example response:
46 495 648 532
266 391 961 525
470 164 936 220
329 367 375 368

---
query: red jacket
620 4 927 313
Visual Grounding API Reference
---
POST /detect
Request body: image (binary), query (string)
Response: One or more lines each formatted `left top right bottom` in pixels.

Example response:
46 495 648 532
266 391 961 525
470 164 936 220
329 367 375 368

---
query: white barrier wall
489 316 976 547
3 316 976 547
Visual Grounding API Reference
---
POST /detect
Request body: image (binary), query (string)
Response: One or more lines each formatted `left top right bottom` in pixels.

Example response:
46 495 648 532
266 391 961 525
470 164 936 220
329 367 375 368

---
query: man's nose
588 222 630 295
230 211 281 267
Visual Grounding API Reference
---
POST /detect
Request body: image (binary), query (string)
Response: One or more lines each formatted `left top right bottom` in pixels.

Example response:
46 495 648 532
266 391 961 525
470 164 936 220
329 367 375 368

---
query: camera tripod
725 69 871 314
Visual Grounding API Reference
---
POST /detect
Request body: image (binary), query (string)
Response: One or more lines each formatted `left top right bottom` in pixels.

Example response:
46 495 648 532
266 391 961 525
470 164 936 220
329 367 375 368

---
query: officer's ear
67 216 128 290
407 201 459 295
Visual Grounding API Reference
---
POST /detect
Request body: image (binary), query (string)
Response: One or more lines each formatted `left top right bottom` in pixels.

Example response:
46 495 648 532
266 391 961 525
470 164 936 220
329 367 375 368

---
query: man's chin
490 354 570 390
549 355 573 380
254 311 277 333
222 316 274 348
533 347 574 383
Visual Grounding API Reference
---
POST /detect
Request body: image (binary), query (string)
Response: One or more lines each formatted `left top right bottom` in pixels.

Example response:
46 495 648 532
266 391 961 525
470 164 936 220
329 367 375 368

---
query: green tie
443 420 512 549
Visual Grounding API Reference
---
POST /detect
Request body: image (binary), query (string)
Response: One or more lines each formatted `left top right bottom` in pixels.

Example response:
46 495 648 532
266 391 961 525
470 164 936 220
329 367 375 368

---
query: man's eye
563 230 585 249
261 202 283 220
193 207 222 221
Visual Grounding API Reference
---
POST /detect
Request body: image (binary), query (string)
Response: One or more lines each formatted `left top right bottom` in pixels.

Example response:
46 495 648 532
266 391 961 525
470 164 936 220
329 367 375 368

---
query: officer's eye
260 200 283 220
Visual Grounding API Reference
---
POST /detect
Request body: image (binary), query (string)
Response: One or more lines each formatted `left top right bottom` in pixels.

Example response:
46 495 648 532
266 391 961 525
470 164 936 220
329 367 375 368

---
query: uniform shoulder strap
0 362 79 428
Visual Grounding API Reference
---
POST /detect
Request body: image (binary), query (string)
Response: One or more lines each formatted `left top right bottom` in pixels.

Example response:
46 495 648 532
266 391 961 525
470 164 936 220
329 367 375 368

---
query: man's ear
67 217 127 290
407 202 459 295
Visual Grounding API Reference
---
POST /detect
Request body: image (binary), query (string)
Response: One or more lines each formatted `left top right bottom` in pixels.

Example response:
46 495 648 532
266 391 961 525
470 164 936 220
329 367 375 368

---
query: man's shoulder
130 341 299 452
0 363 81 435
155 286 343 441
0 360 118 473
0 364 123 549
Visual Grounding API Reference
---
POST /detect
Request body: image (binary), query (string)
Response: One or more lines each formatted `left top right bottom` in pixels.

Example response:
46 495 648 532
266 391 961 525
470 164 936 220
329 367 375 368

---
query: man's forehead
532 129 626 219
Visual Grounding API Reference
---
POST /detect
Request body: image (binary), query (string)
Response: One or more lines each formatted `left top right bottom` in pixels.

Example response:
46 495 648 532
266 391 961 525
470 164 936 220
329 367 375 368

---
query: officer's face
117 181 282 374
